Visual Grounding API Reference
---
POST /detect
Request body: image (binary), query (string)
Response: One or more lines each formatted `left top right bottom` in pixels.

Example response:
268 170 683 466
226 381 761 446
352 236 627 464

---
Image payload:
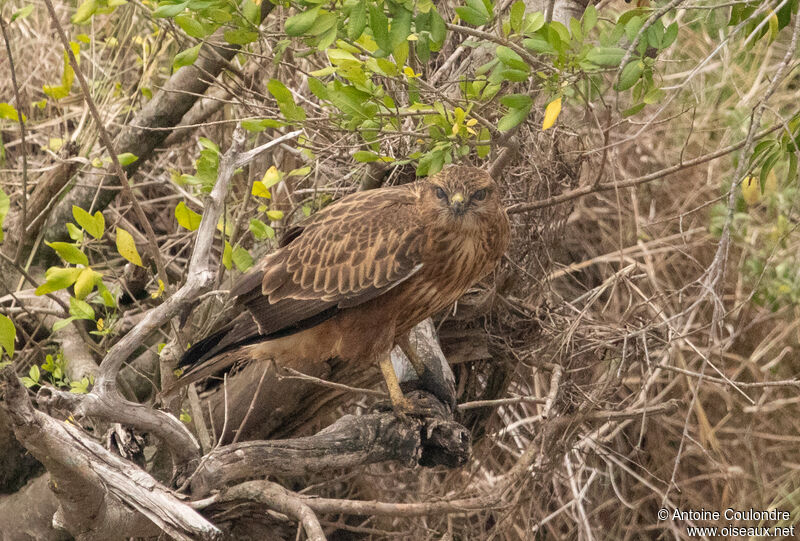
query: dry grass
2 0 800 539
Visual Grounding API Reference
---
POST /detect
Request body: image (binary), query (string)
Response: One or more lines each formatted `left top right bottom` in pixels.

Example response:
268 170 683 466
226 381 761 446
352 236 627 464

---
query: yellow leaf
403 66 420 78
768 11 779 42
741 176 761 206
174 201 201 231
151 279 165 299
251 180 272 199
466 118 478 127
49 138 64 152
116 227 143 266
73 268 98 299
451 123 460 135
542 97 562 131
96 318 104 331
261 166 282 188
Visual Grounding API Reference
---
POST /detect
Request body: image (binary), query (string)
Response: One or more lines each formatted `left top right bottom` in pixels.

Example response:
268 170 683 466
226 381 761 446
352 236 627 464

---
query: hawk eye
435 187 448 200
471 188 487 201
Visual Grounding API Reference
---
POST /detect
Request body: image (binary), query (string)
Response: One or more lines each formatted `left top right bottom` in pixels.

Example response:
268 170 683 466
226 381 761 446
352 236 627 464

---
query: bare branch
0 367 221 541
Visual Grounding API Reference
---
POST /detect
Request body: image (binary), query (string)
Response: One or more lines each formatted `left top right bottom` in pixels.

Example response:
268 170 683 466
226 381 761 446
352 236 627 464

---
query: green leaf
496 45 528 71
522 11 544 34
223 29 258 45
389 5 413 50
173 44 201 71
285 6 321 36
348 0 367 40
582 4 597 32
52 317 76 333
46 242 89 266
617 61 644 91
116 227 143 266
266 210 284 221
35 267 82 295
249 218 274 240
72 206 105 239
232 246 253 272
455 6 488 26
498 103 532 132
429 8 447 46
500 94 532 109
222 241 232 270
500 68 529 82
152 1 188 18
307 77 330 100
643 87 665 104
116 152 138 166
0 314 16 359
353 150 379 162
199 137 218 153
11 5 34 22
29 364 40 383
662 22 678 49
242 0 260 25
586 46 625 67
466 0 491 19
0 103 25 122
72 0 98 24
523 35 555 54
622 102 645 117
175 14 207 38
759 150 781 190
267 79 306 122
175 201 202 231
369 3 391 51
510 1 525 33
69 297 95 320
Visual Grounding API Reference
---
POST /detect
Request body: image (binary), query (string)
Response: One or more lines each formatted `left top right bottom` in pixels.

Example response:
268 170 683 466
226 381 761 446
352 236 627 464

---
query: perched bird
172 165 510 415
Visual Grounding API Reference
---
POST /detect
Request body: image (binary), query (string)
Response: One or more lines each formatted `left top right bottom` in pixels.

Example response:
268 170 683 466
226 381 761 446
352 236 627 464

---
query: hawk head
423 165 503 229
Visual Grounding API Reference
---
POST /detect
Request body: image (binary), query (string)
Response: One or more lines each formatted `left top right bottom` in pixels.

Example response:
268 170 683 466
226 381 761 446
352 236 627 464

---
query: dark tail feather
178 328 230 368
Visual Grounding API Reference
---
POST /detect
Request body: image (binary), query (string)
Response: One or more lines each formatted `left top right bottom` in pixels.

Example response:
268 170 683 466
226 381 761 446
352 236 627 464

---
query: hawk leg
397 333 426 378
379 353 413 412
379 354 442 418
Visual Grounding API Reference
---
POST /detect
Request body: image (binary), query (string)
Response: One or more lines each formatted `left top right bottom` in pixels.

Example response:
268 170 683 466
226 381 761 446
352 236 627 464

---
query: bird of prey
173 165 510 414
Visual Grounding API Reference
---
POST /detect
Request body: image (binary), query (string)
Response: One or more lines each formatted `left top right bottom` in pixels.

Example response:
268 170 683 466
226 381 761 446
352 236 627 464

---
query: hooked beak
450 192 465 216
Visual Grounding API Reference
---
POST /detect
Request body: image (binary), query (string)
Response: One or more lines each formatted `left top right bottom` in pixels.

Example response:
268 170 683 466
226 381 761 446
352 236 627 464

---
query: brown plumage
173 165 510 413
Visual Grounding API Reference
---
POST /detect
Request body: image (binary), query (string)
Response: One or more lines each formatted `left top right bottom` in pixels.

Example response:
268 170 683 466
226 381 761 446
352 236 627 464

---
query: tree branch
0 366 221 541
187 390 470 496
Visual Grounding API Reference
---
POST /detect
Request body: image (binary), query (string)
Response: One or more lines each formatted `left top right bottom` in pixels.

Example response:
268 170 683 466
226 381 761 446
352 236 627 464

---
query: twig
277 366 386 398
659 365 800 389
542 365 562 419
458 396 547 411
217 481 326 541
506 123 784 214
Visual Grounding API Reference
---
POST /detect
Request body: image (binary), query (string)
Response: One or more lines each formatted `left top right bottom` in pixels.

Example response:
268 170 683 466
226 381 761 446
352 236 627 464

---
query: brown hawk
173 165 510 414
